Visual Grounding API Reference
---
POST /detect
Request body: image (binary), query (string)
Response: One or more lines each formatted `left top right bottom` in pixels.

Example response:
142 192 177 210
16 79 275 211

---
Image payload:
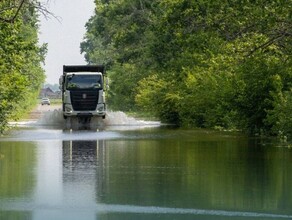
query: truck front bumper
64 103 106 117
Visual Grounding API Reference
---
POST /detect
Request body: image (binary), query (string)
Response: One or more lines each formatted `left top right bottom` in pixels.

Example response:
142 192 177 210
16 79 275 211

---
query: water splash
104 111 139 125
36 108 64 126
10 109 160 129
104 111 159 126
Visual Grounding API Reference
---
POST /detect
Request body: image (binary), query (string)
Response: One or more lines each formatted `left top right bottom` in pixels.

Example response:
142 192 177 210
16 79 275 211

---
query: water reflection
0 141 36 220
0 142 36 200
61 137 292 219
1 129 292 220
62 140 106 205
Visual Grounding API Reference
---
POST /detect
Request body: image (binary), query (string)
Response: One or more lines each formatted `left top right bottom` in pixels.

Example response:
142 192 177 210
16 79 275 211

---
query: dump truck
59 65 107 127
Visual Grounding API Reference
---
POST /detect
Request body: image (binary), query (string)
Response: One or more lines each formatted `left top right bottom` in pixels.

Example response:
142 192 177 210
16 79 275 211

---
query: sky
38 0 95 84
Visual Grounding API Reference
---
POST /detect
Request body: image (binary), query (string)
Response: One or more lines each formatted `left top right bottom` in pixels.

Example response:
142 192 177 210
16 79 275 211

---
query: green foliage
135 74 181 124
107 64 144 111
82 0 292 139
0 1 46 133
266 59 292 140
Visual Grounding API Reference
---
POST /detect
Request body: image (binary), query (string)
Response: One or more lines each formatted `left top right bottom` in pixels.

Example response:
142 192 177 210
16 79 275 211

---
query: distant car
41 98 50 105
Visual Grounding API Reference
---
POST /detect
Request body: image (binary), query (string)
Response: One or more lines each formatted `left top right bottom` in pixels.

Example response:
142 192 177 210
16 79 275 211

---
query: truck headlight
65 105 73 112
97 106 104 112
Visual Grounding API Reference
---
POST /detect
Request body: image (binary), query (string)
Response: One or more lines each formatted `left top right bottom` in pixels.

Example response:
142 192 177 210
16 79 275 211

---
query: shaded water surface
1 126 292 220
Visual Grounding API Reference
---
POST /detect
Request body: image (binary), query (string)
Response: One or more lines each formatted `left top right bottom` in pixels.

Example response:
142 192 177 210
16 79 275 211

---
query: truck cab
59 65 106 122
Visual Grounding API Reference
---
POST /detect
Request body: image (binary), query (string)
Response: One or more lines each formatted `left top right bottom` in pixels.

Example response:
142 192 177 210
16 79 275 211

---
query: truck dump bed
63 65 105 74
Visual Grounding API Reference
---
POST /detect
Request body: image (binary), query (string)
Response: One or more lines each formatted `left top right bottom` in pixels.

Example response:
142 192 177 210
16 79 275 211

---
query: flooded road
1 108 292 220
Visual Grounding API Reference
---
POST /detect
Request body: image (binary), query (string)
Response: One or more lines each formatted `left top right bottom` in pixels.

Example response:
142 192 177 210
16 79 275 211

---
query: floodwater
1 111 292 220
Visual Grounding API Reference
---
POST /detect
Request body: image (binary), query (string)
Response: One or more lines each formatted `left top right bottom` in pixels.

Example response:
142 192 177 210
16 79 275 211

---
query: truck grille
70 90 99 111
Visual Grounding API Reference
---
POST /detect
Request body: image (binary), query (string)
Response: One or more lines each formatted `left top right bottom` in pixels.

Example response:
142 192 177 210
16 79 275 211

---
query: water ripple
1 201 292 219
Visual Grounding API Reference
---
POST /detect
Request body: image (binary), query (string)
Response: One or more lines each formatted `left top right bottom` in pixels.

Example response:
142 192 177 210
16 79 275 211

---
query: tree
0 0 46 132
82 0 292 138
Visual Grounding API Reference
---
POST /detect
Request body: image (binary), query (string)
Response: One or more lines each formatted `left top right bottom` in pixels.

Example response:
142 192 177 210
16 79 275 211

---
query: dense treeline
82 0 292 139
0 0 46 133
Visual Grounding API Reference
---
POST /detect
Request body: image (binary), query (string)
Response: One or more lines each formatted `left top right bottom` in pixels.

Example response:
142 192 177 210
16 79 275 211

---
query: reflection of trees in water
0 142 36 198
74 138 292 214
0 142 36 220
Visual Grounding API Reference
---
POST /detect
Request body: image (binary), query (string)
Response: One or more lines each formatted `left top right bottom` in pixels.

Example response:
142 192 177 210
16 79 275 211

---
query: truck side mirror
59 76 63 90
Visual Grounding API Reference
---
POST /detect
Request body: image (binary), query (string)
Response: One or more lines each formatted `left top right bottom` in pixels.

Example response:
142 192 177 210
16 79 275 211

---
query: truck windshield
66 74 102 90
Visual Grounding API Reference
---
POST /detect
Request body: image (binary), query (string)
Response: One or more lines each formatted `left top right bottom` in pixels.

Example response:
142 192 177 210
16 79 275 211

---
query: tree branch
0 0 26 23
246 34 285 57
11 0 25 22
0 0 58 23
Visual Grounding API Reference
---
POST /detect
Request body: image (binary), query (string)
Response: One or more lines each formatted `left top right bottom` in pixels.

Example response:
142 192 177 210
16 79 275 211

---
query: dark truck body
59 65 106 120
